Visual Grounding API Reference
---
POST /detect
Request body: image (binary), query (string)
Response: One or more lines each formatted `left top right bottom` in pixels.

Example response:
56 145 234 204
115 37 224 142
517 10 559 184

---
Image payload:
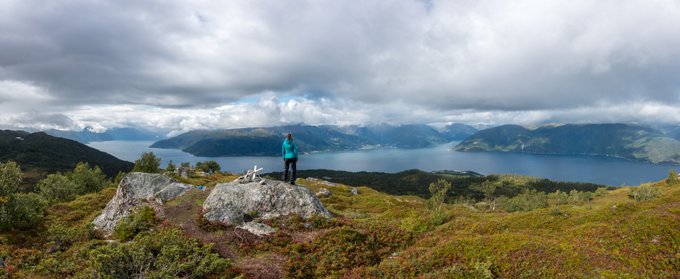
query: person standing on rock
282 133 298 184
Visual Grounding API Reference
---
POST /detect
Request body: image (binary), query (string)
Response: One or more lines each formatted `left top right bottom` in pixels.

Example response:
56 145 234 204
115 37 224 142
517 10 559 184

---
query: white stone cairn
238 165 265 184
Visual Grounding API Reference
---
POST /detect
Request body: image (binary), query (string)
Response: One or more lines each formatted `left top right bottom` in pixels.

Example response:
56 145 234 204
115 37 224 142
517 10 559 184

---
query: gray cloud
0 112 78 131
1 0 679 130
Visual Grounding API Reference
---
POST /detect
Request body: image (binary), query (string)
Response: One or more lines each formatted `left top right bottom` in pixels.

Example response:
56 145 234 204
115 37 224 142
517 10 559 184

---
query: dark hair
286 133 293 140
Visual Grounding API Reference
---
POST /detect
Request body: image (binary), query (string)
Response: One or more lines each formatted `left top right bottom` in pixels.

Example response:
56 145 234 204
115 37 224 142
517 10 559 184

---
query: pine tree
166 160 176 172
666 169 678 186
133 152 161 173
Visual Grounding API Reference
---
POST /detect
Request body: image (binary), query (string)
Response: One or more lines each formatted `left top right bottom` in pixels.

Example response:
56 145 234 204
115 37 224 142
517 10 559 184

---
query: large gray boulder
92 172 191 235
202 178 331 227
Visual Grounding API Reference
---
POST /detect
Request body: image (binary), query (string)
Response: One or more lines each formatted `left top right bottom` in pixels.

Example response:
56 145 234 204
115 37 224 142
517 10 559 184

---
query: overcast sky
1 0 679 134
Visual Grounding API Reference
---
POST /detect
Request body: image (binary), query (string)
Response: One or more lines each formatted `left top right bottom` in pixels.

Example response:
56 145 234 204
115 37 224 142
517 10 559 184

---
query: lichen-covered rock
92 172 190 235
237 222 276 236
202 179 331 226
350 187 360 195
317 188 332 198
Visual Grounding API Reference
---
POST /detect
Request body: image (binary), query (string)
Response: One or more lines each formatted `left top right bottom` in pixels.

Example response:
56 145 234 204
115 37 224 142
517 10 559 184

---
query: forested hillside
456 124 680 164
150 124 474 156
0 130 133 185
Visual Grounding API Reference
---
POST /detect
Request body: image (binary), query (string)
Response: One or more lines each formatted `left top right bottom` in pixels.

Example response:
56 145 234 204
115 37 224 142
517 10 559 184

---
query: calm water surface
88 141 677 186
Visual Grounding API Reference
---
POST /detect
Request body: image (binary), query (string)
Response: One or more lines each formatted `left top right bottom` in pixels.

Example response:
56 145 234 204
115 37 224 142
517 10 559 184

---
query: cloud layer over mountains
1 0 679 133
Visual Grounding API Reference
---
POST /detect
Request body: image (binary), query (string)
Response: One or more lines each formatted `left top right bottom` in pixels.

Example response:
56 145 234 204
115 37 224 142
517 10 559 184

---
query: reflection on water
88 140 675 186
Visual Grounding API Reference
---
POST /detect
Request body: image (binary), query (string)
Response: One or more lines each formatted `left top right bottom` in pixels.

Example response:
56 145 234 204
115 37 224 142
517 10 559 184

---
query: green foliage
0 161 49 230
8 192 48 230
196 160 221 174
0 161 22 229
132 152 161 173
547 190 569 205
400 209 431 232
428 179 451 208
428 179 451 226
68 162 108 193
498 190 548 212
38 173 82 204
628 185 660 202
45 224 92 251
113 206 156 241
666 169 678 185
86 228 231 278
594 187 609 198
38 163 109 204
166 160 176 172
0 161 22 197
567 189 593 204
114 171 126 185
45 187 117 229
474 180 499 201
503 188 593 212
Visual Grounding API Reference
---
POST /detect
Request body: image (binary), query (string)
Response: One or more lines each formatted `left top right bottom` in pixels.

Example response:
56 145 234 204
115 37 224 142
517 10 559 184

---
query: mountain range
0 130 133 181
455 123 680 164
46 127 164 144
150 124 478 157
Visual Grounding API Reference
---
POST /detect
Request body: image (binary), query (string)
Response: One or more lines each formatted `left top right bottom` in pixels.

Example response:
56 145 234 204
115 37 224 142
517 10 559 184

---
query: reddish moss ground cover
1 174 678 278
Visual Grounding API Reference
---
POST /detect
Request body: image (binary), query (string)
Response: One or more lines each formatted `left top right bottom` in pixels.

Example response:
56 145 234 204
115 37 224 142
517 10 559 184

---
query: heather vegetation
266 169 607 199
0 156 678 278
112 206 156 241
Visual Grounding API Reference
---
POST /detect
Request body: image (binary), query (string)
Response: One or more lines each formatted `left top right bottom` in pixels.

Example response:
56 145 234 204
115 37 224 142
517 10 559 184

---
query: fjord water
89 141 675 186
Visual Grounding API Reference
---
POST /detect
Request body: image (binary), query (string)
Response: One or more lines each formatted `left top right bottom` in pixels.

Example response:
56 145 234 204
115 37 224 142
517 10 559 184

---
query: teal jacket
282 139 298 159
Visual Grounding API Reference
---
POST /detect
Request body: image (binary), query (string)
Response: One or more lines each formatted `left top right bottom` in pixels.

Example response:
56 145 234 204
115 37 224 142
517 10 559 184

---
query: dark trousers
283 158 297 183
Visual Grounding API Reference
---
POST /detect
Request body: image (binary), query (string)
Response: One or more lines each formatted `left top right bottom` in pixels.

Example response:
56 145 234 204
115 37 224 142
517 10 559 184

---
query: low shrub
45 223 92 251
9 192 48 230
568 190 593 204
666 169 679 186
286 227 382 278
84 228 231 278
594 187 609 198
498 190 548 212
400 209 431 232
628 185 660 202
112 206 156 241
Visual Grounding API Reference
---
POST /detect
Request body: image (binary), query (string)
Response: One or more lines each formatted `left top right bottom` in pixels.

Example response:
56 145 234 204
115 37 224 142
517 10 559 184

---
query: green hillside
151 125 366 156
2 168 677 278
0 130 133 184
456 123 680 164
150 124 466 157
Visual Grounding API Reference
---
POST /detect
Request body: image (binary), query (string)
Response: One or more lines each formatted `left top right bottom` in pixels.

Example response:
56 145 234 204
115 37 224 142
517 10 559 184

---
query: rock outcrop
316 188 332 198
236 222 277 236
92 172 191 235
350 187 360 195
202 178 331 229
